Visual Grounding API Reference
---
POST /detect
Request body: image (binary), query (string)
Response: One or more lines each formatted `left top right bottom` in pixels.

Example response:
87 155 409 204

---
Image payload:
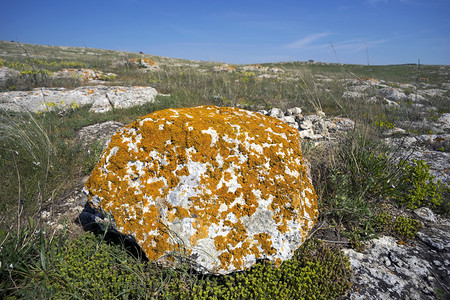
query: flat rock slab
83 106 318 274
0 85 158 113
343 214 450 300
77 121 125 149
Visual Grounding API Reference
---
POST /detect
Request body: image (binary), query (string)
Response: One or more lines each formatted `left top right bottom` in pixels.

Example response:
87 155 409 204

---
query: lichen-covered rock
83 106 318 274
212 64 236 72
129 58 159 70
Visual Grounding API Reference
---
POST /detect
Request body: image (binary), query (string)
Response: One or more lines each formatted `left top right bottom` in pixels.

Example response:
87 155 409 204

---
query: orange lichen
130 57 158 68
84 106 318 274
254 233 276 255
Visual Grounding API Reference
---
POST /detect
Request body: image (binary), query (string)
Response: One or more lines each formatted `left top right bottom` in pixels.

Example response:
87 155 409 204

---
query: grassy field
0 41 449 299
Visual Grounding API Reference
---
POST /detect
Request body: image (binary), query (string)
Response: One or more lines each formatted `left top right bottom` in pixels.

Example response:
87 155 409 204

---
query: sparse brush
0 109 55 217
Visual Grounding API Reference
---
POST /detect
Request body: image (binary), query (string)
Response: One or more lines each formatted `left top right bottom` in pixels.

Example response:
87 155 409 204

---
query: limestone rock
414 207 437 223
342 91 364 99
269 67 284 73
267 107 284 118
299 119 313 130
0 85 158 113
377 88 407 101
383 98 400 107
343 233 450 300
0 66 20 83
408 93 426 102
83 106 318 275
280 115 298 129
286 107 302 117
242 64 268 72
406 150 450 184
51 68 116 83
437 113 450 132
382 127 407 136
348 85 371 92
77 121 124 149
129 58 160 70
418 89 445 98
213 64 235 72
326 117 355 133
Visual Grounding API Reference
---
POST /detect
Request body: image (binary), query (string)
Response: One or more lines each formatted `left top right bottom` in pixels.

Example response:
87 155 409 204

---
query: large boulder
83 106 318 274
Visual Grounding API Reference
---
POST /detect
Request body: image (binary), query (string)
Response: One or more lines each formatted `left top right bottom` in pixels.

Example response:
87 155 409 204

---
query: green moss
375 212 423 241
169 239 351 300
34 232 147 299
393 216 423 240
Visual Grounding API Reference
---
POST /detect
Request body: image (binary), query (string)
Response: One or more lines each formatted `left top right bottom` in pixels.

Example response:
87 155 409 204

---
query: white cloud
285 33 330 49
331 38 390 53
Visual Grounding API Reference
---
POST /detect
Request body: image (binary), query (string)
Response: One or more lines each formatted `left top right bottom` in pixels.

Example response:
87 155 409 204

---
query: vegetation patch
1 227 351 299
1 41 449 298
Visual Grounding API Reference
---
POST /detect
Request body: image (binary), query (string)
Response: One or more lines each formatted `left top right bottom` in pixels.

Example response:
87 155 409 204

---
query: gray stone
417 227 450 252
77 121 124 149
312 119 329 137
343 91 364 99
377 88 407 101
280 115 298 129
343 233 449 300
51 68 116 83
0 66 20 83
348 85 371 92
437 113 450 132
326 117 355 133
257 110 268 116
267 107 284 118
418 89 446 97
408 93 426 102
299 119 313 130
382 127 407 136
0 85 158 113
414 207 437 223
383 98 400 107
304 114 321 123
286 107 302 117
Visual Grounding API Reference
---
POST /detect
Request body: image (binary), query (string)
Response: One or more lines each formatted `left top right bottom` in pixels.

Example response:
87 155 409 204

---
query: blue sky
1 0 449 65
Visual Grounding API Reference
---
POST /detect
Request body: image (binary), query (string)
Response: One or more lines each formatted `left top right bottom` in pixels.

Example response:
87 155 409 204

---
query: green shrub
397 160 448 212
320 130 406 237
0 218 66 299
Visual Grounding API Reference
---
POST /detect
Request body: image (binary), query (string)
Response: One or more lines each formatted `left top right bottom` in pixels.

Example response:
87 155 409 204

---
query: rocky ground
42 105 449 299
1 59 449 298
